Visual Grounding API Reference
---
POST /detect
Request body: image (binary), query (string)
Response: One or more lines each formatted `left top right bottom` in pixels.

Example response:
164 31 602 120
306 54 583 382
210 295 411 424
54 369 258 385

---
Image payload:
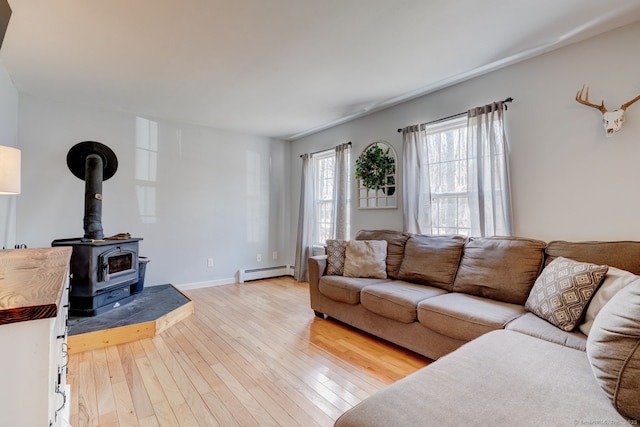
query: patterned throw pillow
525 257 608 332
326 239 348 275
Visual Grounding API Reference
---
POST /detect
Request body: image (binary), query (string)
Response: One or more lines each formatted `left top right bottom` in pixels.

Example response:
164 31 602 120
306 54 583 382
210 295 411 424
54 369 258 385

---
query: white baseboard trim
175 277 237 291
238 265 294 283
175 266 295 291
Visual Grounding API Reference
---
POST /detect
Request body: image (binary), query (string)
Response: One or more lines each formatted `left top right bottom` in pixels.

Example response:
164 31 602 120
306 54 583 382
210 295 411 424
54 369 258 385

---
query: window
313 149 350 245
405 103 511 238
295 144 351 281
423 116 470 235
314 151 335 245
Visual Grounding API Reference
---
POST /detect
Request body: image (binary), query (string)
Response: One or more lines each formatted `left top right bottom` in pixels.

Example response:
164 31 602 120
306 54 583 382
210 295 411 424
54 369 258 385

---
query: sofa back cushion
398 235 466 291
452 237 546 305
546 240 640 275
355 230 410 279
579 267 640 335
587 280 640 421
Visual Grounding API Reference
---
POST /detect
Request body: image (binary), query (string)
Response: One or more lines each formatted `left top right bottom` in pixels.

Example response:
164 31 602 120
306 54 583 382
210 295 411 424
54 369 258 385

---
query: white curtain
332 143 351 240
467 101 513 236
294 153 315 282
402 124 431 234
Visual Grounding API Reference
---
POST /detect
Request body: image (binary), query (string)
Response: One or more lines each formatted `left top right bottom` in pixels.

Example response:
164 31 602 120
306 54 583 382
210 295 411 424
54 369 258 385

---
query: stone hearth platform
67 284 194 354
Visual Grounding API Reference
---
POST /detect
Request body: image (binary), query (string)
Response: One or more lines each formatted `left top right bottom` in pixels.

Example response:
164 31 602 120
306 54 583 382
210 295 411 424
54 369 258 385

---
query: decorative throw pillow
578 266 640 335
355 230 410 279
525 257 608 332
587 280 640 421
326 239 348 275
343 240 388 279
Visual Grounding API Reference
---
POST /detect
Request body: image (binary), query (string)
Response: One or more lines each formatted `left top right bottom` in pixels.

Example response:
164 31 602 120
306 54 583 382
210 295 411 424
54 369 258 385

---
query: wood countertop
0 247 72 325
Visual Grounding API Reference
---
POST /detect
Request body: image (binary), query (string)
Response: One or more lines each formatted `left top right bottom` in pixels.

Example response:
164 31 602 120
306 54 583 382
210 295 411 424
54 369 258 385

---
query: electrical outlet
257 254 262 262
207 258 214 268
272 251 278 260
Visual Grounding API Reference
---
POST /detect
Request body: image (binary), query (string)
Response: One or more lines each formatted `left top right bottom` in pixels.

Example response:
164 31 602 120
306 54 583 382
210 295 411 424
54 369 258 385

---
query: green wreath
355 144 395 191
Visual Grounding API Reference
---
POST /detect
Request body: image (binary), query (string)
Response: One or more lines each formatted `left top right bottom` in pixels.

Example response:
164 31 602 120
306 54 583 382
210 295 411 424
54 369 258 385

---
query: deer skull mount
576 85 640 137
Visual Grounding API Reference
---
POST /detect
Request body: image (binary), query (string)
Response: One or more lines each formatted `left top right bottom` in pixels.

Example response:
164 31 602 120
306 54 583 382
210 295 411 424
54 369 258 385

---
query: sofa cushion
525 257 608 332
397 235 465 291
326 239 348 275
355 230 410 279
360 281 447 324
546 240 640 275
587 280 640 421
417 293 525 342
579 267 640 335
335 330 628 427
506 312 587 351
343 240 388 279
318 276 390 305
452 237 546 305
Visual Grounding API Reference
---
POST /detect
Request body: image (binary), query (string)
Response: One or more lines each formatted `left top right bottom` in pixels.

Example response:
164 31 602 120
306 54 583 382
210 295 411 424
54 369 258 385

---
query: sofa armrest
307 255 327 313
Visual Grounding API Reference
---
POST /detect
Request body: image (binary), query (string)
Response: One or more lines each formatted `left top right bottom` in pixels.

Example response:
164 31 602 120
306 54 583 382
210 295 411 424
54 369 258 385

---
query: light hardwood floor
68 277 430 426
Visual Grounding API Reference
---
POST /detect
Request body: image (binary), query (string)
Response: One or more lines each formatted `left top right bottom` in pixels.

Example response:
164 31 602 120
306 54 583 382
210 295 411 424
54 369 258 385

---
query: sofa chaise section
334 330 628 427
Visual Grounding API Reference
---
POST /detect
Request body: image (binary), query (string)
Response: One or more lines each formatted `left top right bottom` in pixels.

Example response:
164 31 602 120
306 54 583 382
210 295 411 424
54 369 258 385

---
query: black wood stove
52 141 143 316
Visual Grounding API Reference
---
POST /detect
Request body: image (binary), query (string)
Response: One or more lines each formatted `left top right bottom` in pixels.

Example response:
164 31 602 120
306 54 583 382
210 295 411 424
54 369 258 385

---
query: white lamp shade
0 145 20 195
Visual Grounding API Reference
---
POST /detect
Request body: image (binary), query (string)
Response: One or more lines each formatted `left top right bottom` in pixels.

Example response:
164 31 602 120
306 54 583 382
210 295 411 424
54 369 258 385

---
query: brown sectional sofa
307 230 640 426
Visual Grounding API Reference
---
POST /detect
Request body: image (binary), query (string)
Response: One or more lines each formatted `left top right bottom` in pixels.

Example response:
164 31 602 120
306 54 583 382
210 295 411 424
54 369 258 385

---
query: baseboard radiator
238 265 293 283
312 244 327 256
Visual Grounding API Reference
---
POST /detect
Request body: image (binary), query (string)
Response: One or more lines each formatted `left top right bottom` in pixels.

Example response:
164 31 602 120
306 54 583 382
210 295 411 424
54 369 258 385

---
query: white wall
0 60 18 249
290 21 640 256
17 95 291 287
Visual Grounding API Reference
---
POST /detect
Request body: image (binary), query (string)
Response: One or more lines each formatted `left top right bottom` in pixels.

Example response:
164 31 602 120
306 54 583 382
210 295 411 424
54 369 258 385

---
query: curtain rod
300 141 351 158
396 97 513 133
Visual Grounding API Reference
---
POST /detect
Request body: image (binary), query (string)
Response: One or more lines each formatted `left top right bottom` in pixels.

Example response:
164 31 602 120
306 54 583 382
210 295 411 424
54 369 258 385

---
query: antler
620 94 640 111
576 85 607 113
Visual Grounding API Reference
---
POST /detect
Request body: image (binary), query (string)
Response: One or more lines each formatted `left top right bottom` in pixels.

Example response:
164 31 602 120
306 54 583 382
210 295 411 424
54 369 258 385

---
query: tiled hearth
67 284 194 354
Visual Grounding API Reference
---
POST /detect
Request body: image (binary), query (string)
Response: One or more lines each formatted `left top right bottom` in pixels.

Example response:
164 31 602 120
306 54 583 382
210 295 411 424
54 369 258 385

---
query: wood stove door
98 247 137 283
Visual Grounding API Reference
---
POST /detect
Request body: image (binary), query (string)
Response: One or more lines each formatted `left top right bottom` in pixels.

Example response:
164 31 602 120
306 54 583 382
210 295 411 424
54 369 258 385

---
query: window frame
422 116 471 236
312 150 336 246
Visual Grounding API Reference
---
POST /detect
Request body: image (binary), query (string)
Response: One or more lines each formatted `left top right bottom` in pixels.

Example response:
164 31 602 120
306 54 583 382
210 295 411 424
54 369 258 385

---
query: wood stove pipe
66 141 118 241
84 154 104 240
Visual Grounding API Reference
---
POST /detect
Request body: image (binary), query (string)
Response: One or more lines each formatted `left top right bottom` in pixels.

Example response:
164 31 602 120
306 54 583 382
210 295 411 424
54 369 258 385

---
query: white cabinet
0 247 72 427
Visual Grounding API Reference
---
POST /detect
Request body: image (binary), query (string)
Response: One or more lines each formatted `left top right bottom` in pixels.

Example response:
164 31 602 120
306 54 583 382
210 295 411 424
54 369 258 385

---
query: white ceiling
2 0 640 140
